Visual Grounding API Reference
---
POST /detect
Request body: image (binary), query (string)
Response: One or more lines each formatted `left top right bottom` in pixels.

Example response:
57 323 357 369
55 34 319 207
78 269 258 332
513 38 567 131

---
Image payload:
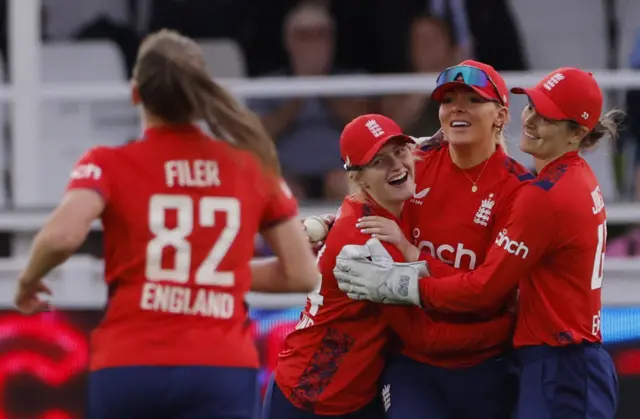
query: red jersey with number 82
66 125 298 371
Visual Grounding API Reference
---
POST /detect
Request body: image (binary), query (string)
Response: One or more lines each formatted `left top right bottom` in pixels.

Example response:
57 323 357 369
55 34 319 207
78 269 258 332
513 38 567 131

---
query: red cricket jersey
384 142 534 368
422 151 606 347
66 125 298 371
275 196 396 415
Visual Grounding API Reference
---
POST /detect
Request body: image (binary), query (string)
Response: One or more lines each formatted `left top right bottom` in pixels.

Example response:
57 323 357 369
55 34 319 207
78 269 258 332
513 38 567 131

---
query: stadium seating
199 39 247 79
40 41 137 206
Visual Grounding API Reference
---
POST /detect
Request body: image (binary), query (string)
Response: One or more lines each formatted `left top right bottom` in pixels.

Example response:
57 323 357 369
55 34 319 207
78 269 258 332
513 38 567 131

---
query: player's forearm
416 252 462 308
418 251 458 276
420 272 504 312
19 230 76 285
421 261 521 313
250 257 317 293
250 257 286 292
423 311 515 352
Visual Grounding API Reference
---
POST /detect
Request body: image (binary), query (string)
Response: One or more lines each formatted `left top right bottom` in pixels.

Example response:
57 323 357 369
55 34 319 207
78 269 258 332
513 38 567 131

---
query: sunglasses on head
436 65 504 106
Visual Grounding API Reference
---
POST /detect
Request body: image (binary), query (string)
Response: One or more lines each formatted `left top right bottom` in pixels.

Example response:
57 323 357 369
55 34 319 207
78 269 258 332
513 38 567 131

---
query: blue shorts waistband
514 341 601 364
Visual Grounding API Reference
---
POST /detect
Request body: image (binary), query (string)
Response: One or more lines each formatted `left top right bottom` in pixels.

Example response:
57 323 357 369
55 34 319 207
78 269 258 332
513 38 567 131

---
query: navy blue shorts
87 366 259 419
380 353 513 419
512 343 618 419
261 375 384 419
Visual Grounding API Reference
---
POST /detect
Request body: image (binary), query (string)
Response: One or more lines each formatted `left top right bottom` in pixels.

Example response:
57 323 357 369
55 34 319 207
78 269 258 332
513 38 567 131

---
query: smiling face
438 87 508 147
356 139 416 205
519 103 588 161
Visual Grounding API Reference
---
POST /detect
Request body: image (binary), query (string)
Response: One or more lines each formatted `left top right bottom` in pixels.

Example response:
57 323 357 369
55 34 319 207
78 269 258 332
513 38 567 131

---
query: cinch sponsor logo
418 240 477 270
495 229 529 259
70 163 102 180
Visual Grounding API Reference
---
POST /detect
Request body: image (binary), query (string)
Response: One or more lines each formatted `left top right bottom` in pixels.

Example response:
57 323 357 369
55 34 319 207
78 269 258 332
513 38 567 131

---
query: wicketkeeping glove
333 238 429 306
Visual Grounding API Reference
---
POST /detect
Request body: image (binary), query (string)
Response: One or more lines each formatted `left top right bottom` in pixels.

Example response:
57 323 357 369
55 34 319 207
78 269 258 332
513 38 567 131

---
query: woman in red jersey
308 61 532 419
264 114 517 419
338 68 622 419
13 30 318 419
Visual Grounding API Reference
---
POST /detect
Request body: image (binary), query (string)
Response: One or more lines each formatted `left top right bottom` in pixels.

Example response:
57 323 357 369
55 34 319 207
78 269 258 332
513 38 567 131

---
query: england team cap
431 60 509 107
511 67 603 131
340 114 414 170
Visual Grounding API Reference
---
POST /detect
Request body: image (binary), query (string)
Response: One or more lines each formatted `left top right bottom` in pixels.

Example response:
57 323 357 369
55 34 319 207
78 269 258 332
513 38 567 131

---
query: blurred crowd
1 0 640 253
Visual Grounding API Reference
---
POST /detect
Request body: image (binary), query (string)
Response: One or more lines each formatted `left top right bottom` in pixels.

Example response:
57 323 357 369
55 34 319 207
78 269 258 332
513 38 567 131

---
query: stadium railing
0 202 639 309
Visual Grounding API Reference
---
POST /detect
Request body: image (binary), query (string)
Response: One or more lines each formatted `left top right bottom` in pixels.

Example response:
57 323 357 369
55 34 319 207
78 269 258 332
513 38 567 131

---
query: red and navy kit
421 151 606 348
387 141 533 368
273 196 397 416
67 124 298 371
272 193 515 416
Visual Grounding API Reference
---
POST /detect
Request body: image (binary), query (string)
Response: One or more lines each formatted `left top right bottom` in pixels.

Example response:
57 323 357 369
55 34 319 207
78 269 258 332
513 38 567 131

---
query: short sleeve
260 176 299 230
66 146 112 202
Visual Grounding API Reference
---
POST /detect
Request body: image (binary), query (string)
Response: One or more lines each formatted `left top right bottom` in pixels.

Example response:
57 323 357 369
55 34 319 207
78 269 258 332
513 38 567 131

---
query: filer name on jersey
165 159 221 188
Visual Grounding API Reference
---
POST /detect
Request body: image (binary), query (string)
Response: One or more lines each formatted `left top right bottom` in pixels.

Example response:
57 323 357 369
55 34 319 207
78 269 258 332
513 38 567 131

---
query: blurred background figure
380 14 460 137
249 0 369 200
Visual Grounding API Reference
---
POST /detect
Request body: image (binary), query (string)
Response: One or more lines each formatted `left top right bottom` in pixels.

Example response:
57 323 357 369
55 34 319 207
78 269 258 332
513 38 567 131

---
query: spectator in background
249 0 370 200
428 0 472 61
464 0 528 70
147 0 250 41
380 15 459 137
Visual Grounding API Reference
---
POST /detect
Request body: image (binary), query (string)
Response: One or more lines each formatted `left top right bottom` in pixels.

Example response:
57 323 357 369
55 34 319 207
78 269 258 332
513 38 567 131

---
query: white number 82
145 194 240 287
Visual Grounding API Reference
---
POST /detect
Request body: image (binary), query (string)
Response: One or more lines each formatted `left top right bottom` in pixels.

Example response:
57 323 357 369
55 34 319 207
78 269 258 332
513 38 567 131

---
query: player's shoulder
528 152 584 195
332 197 361 228
79 145 118 161
72 145 120 176
327 198 367 243
413 139 448 176
90 140 153 164
498 153 536 186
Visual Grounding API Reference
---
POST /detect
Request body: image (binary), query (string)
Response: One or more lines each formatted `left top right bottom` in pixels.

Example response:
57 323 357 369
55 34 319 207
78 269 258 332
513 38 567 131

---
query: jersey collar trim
143 124 204 141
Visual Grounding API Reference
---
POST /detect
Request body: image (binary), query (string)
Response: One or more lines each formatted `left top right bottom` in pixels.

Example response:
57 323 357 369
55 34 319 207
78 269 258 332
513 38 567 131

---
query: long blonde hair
134 29 280 174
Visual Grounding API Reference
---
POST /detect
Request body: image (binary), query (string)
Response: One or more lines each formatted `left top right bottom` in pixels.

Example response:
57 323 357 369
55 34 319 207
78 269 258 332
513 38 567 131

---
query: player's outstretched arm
15 189 104 313
355 215 458 278
420 186 556 312
252 218 319 293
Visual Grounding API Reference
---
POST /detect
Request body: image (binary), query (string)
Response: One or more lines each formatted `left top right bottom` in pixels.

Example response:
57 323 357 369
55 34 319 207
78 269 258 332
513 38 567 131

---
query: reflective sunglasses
435 65 504 105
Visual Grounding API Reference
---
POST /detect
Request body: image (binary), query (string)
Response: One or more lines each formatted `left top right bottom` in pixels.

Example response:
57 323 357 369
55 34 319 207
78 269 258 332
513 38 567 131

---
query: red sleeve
416 251 460 308
418 312 515 353
66 146 112 202
420 185 558 312
491 182 525 237
326 214 404 260
417 251 459 276
260 175 299 230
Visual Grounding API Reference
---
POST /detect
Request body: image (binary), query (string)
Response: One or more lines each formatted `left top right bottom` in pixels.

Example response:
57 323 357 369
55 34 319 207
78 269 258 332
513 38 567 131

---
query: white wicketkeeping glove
333 238 429 306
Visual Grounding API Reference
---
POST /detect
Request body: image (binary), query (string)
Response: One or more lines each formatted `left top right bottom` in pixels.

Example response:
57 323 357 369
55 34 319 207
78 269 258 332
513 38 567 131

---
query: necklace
461 158 491 192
